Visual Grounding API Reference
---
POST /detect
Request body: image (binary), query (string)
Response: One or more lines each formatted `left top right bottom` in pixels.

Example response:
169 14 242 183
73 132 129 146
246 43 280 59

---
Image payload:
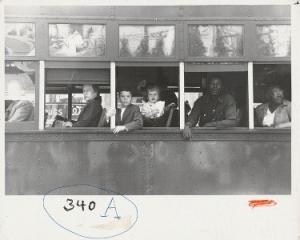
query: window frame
253 21 291 62
114 21 181 62
5 19 38 61
4 15 291 133
184 21 247 62
252 61 291 129
5 60 39 131
114 62 181 129
42 61 111 130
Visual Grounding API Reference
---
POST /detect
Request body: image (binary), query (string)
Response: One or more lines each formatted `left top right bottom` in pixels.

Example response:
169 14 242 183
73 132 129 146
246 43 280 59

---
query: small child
141 85 165 119
113 87 143 134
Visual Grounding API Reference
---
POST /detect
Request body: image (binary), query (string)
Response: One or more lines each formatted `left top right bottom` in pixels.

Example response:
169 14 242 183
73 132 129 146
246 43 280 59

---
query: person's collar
204 93 224 103
282 99 288 106
269 99 288 109
120 104 131 109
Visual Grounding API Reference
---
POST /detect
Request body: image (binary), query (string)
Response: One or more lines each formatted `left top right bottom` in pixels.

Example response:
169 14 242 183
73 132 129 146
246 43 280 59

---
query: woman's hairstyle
91 84 100 97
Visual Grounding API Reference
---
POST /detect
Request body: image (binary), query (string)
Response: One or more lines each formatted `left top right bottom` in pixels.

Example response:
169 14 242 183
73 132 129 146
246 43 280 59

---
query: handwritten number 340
63 199 96 211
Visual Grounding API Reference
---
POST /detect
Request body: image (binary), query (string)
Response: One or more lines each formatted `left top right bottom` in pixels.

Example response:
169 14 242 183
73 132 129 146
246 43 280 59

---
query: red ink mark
248 199 277 208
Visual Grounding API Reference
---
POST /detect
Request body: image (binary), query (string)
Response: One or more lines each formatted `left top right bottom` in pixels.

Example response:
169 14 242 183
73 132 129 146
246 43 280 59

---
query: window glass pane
5 23 35 56
5 61 35 122
188 25 243 57
45 92 111 128
116 67 179 127
253 64 291 128
257 25 291 57
184 72 248 127
45 94 68 127
119 25 175 58
49 24 106 57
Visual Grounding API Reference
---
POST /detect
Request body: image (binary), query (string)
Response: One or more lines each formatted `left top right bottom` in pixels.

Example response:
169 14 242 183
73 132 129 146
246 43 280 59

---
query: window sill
5 127 291 142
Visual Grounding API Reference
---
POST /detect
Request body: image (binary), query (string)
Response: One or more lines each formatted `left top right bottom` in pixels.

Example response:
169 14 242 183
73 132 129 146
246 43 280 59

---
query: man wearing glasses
255 85 291 128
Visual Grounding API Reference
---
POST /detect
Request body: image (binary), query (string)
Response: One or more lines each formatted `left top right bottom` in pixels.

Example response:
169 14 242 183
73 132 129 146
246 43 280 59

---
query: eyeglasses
272 90 283 96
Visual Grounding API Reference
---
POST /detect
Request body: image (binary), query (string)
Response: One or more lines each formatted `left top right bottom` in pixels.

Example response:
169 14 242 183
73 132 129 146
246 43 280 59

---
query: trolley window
184 63 248 128
257 25 291 58
49 23 106 57
5 61 37 130
116 66 179 128
253 64 291 128
188 25 244 58
119 25 175 58
5 22 35 56
45 67 110 128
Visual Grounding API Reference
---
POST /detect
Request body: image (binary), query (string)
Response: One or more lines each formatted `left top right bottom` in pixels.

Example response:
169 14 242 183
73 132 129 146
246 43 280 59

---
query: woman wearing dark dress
63 84 103 127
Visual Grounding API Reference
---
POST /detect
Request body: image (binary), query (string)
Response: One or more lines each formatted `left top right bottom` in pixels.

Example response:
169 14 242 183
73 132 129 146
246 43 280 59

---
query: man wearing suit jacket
113 87 143 134
5 100 34 122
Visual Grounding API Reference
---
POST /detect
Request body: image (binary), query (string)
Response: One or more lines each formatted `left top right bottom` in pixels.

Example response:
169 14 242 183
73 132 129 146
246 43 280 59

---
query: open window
253 63 291 128
116 66 179 128
184 63 248 127
45 66 110 128
5 61 37 130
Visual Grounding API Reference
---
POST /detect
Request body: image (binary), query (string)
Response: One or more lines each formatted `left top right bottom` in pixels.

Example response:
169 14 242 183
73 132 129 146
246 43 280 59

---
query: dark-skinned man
183 75 237 140
255 85 291 128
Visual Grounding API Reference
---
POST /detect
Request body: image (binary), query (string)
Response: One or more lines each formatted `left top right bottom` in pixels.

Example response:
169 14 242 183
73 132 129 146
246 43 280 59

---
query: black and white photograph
5 22 35 56
49 24 106 57
1 0 299 239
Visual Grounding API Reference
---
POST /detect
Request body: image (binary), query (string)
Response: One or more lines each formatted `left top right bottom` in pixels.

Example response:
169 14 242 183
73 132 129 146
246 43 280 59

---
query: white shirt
120 108 126 120
262 108 276 127
141 101 165 118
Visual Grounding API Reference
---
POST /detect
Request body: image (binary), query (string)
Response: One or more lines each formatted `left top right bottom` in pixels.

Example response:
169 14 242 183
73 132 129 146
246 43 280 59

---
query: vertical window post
110 62 116 129
179 62 185 130
248 62 254 129
39 61 45 130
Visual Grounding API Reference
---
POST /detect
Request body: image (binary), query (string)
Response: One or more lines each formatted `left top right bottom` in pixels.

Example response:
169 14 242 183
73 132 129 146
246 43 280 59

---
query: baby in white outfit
141 86 165 119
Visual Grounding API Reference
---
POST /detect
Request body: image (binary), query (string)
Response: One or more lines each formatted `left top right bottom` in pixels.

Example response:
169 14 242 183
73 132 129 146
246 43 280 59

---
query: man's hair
265 84 284 100
118 86 133 95
208 74 223 85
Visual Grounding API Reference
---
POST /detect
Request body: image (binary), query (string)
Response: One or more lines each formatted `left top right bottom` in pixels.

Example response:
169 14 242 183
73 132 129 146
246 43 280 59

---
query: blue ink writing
63 197 121 220
43 184 138 239
100 197 121 220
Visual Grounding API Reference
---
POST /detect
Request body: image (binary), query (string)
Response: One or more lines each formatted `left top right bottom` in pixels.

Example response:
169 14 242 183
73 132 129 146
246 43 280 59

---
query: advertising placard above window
49 24 106 57
188 25 244 58
257 25 291 57
5 23 35 56
119 25 175 58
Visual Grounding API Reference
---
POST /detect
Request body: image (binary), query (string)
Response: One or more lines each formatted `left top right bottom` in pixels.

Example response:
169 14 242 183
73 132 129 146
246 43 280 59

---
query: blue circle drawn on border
43 184 139 239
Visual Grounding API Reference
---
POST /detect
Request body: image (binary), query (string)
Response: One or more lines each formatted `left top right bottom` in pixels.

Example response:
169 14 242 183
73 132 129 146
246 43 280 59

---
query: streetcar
4 5 291 195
